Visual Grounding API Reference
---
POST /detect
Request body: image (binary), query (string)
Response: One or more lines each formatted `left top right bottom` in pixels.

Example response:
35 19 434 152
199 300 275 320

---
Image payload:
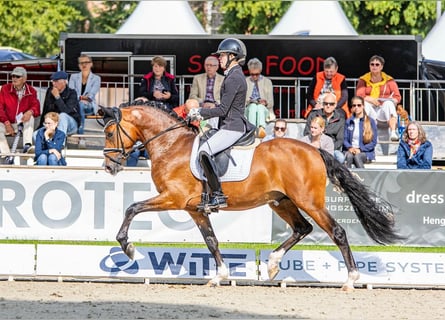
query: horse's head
99 106 140 175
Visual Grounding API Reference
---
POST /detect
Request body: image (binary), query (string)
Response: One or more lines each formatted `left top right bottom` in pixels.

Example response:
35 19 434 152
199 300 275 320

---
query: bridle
102 113 188 165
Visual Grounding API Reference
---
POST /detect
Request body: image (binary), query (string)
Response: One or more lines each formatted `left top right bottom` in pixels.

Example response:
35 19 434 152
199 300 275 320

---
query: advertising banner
272 170 445 246
0 244 35 276
1 168 444 246
0 168 272 243
36 245 257 280
259 250 445 286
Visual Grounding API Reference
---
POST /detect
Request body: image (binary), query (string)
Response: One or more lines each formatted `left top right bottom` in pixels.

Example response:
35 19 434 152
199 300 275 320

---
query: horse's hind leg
267 197 313 281
189 211 228 286
307 206 359 291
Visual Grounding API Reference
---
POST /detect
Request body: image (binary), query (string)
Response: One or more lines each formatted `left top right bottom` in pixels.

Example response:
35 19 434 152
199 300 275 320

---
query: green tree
0 1 83 57
216 0 291 34
340 1 443 37
91 1 137 34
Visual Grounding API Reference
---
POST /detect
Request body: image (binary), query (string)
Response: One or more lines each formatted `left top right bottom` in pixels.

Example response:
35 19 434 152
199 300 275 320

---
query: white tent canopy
269 1 357 36
422 12 445 62
117 1 206 35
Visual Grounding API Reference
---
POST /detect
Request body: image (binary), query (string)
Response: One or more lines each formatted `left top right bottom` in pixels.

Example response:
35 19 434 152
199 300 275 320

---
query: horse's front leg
117 194 174 259
189 211 228 286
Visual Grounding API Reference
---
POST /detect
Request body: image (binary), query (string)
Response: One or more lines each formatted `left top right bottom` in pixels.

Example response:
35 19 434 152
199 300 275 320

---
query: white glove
187 108 203 121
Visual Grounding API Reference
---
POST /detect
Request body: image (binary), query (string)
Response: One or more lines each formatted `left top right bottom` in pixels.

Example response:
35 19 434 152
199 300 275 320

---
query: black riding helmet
213 38 247 67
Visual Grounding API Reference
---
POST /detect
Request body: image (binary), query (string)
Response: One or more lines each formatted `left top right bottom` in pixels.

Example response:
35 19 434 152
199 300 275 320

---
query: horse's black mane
118 100 199 133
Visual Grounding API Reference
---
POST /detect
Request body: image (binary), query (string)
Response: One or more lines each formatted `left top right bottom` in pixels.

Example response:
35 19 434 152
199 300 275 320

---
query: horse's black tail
318 149 404 245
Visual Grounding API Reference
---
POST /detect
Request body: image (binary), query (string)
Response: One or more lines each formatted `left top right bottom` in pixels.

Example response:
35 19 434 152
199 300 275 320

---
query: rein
103 117 188 164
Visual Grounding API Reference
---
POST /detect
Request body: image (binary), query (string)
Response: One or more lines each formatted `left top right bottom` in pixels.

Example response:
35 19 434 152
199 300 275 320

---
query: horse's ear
99 106 120 126
112 107 122 123
97 105 105 117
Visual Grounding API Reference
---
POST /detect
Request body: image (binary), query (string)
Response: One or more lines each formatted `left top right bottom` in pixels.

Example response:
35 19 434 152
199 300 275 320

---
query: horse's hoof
341 284 355 292
267 250 284 280
125 242 135 260
268 265 279 280
207 279 219 287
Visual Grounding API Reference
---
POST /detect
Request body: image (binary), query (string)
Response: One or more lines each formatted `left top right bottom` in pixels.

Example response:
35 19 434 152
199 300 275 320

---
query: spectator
299 116 334 155
304 92 345 163
245 58 275 138
34 112 66 166
68 54 101 134
262 119 288 142
356 55 401 141
0 67 40 162
138 56 179 110
39 71 81 136
397 121 433 169
343 96 378 168
305 56 349 119
189 55 223 129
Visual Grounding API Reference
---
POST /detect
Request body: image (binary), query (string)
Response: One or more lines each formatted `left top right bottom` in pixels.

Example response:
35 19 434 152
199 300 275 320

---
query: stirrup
197 192 210 212
207 192 228 209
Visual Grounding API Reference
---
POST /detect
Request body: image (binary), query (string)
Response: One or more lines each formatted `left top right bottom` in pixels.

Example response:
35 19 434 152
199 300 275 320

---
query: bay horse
100 101 402 291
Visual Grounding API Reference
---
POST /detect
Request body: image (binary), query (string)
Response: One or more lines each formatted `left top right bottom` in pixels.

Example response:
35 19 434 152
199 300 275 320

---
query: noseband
103 113 187 165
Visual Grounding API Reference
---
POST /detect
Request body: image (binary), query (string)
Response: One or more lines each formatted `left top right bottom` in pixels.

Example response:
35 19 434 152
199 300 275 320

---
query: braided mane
118 100 198 133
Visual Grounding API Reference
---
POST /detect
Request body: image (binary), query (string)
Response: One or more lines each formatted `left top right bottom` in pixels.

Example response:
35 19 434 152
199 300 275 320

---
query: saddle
199 127 256 177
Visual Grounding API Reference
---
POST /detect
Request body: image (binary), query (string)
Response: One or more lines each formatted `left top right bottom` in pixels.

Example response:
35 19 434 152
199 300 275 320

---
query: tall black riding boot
199 151 227 210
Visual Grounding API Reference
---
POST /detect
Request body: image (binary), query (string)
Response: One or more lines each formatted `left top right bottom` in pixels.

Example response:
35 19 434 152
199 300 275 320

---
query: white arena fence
1 244 444 287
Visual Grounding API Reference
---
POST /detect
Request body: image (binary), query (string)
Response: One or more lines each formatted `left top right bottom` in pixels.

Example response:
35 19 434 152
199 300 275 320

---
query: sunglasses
370 63 381 67
250 73 260 76
274 127 286 132
322 102 336 106
351 104 363 107
79 61 91 65
12 75 22 79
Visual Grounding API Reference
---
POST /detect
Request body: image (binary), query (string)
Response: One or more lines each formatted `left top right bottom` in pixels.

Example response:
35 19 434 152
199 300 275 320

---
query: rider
188 38 252 211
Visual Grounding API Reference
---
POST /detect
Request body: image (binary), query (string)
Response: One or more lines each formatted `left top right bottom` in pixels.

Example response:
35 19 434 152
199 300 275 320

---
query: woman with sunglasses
262 119 288 142
343 96 378 168
356 55 401 142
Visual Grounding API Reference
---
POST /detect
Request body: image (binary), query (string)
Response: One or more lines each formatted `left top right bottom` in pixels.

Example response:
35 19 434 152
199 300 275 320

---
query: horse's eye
106 132 114 139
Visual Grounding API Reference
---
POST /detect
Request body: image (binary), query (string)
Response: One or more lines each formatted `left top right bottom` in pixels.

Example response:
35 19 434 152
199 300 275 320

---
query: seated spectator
305 56 349 119
189 55 223 129
34 112 66 166
0 67 40 163
343 96 378 168
304 92 345 163
68 54 101 134
137 56 179 110
356 55 401 141
299 116 334 155
397 121 433 169
38 71 81 136
262 119 288 142
245 58 275 138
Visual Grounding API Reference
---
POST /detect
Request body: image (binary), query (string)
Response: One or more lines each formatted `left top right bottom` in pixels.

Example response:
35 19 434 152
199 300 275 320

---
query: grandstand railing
1 71 444 122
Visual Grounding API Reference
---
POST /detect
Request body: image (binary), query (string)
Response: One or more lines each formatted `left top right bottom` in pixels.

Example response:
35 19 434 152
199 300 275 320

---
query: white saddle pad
190 136 258 182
